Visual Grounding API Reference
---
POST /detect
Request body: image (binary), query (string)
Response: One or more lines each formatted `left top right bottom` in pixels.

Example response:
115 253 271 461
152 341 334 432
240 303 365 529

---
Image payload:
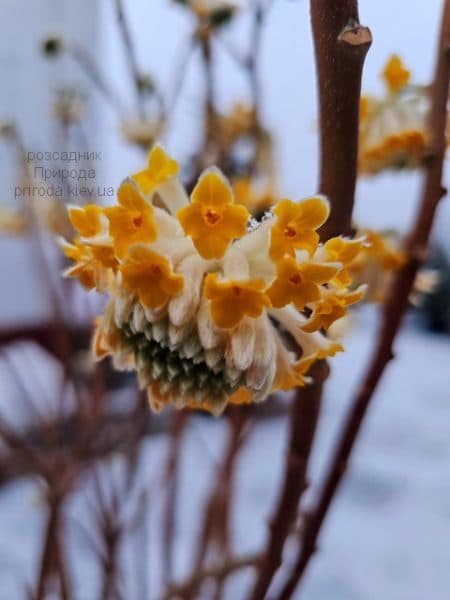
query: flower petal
191 168 233 207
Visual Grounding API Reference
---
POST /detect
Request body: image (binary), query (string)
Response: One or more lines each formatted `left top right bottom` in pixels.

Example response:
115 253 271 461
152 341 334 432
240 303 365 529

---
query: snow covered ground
0 306 448 599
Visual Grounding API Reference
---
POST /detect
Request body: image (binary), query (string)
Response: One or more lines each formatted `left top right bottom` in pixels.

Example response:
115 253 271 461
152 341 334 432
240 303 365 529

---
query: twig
199 29 217 159
36 493 70 600
66 42 125 118
167 36 198 118
276 1 450 596
185 409 250 599
214 34 247 70
92 467 124 600
163 553 260 600
246 0 274 178
113 0 146 119
10 127 73 371
247 0 269 118
132 488 151 600
162 410 189 585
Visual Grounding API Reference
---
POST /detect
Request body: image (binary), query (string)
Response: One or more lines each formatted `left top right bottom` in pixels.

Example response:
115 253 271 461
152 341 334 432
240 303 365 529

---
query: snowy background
1 307 449 599
0 0 449 598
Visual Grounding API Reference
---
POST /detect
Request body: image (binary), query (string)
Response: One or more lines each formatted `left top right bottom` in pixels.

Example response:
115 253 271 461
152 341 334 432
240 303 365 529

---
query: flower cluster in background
348 228 406 302
359 54 429 175
61 144 367 414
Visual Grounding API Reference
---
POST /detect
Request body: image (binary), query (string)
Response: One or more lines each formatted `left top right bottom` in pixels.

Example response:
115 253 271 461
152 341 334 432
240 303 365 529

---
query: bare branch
247 2 369 597
113 0 146 118
163 553 260 600
276 1 450 596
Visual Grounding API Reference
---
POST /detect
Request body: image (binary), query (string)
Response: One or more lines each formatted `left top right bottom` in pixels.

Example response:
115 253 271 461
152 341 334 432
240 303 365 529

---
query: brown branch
10 128 73 371
247 362 327 600
36 494 70 600
163 553 260 600
312 1 372 238
247 1 267 120
113 0 146 119
246 0 273 179
90 471 123 600
167 36 198 118
0 322 88 361
199 29 217 161
248 3 369 598
66 42 125 118
162 410 189 585
0 407 167 486
276 1 450 596
185 408 250 599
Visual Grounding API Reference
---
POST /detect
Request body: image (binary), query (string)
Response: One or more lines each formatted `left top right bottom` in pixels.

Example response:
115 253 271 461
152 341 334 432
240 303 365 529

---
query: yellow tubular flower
104 180 157 258
266 256 339 310
302 287 365 333
271 332 317 391
93 315 122 360
383 54 410 94
365 230 406 270
93 305 135 370
360 130 426 175
177 168 250 259
345 229 406 302
322 236 365 287
132 144 179 195
324 237 364 264
61 238 116 291
270 196 329 260
204 273 270 329
68 204 105 238
120 245 184 309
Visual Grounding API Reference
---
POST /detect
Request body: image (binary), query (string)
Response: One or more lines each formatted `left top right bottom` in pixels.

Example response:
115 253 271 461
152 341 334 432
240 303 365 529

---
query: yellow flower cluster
347 229 406 302
216 103 257 150
181 0 238 30
359 55 428 175
60 144 366 414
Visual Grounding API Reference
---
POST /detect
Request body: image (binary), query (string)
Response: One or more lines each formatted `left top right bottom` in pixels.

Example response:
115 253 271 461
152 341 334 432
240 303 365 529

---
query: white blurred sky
99 0 449 242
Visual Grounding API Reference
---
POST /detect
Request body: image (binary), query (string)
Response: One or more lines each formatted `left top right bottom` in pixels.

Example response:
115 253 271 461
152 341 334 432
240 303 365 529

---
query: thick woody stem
189 409 248 594
248 3 369 599
313 0 371 238
276 2 450 597
248 362 328 600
